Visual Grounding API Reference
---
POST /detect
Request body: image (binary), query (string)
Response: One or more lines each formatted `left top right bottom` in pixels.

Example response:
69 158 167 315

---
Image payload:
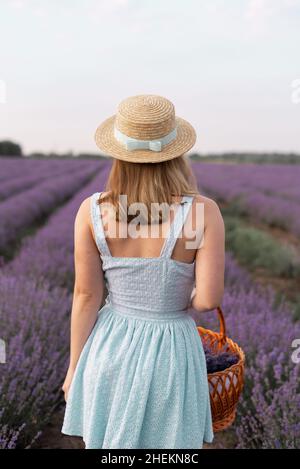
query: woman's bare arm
62 197 105 400
191 196 225 313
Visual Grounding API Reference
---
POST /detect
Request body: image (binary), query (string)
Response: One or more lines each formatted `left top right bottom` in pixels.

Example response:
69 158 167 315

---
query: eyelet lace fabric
61 192 213 449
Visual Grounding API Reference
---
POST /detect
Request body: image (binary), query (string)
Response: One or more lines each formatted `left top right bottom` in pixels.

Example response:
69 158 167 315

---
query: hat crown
115 95 176 141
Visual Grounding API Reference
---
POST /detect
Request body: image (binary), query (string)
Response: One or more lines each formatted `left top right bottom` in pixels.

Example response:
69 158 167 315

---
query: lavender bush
0 273 71 448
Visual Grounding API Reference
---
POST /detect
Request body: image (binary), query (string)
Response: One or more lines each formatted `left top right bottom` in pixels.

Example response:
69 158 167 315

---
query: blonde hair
97 154 199 224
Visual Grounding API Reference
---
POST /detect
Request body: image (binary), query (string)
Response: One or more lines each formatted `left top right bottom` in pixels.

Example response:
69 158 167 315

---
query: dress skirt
61 301 214 449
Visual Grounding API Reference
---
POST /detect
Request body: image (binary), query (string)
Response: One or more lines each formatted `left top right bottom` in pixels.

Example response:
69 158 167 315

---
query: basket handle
216 306 227 348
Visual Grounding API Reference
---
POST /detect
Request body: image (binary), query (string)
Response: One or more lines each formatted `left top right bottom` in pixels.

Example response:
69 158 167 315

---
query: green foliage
292 296 300 321
0 140 22 156
225 216 300 278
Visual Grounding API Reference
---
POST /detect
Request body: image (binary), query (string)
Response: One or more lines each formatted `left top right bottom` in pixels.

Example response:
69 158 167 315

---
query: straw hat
94 94 197 163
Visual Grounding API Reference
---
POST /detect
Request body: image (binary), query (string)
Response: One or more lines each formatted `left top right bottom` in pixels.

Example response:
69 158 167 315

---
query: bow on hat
114 126 177 152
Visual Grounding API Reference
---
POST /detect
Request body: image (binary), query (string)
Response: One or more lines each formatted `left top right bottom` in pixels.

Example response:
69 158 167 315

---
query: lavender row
0 159 92 201
239 191 300 235
0 164 111 448
193 162 300 236
193 162 300 203
5 163 112 289
0 161 102 256
0 157 79 183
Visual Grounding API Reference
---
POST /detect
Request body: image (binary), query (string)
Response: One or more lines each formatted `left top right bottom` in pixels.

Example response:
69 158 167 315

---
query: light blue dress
61 192 214 449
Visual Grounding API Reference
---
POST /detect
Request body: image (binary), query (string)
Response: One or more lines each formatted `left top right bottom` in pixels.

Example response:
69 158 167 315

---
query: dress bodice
90 192 196 314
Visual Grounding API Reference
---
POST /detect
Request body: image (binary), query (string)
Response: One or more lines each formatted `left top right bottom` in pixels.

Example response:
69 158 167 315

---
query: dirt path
33 407 85 449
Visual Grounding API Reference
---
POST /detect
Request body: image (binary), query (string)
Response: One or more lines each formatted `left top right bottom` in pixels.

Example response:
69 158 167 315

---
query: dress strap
90 192 111 257
160 195 194 259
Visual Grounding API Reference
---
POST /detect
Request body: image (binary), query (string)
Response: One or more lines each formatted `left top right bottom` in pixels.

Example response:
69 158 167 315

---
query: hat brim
94 115 196 163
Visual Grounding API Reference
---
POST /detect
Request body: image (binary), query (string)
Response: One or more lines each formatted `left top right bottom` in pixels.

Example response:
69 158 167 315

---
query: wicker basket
197 307 245 432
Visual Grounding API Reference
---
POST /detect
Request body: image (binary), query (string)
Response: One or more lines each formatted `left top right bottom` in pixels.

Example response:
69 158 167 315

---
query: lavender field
0 158 299 449
193 163 300 236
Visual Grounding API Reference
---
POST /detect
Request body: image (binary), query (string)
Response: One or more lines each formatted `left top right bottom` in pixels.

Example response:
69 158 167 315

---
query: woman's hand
62 366 75 402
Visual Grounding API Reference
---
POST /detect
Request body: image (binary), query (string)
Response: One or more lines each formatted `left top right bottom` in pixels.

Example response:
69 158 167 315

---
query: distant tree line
189 152 300 164
0 141 106 159
1 140 299 164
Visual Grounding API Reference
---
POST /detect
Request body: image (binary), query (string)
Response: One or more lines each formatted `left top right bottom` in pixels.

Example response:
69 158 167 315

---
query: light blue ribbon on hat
114 125 177 152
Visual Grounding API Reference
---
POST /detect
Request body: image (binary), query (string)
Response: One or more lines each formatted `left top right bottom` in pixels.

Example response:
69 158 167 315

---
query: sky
0 0 300 155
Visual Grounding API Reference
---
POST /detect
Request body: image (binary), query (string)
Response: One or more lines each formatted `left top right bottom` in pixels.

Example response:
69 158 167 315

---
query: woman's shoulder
79 191 110 209
191 194 224 229
192 193 222 213
76 191 113 226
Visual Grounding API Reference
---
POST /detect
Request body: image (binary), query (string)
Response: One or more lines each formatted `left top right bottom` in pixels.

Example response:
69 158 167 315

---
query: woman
61 94 225 449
